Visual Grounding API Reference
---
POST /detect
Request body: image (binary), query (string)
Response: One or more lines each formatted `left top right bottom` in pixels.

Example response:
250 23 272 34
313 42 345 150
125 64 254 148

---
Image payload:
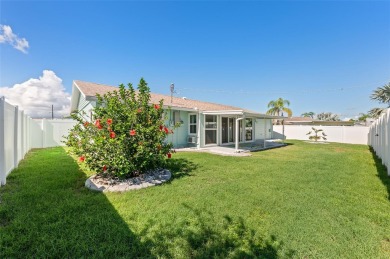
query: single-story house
70 80 285 151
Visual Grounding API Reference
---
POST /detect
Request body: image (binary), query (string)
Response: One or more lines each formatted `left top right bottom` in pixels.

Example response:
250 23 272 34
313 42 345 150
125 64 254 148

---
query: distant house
284 117 355 126
70 80 284 149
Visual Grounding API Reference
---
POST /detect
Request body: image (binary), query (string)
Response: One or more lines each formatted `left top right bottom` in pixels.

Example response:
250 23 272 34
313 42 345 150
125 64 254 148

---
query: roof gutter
202 110 244 115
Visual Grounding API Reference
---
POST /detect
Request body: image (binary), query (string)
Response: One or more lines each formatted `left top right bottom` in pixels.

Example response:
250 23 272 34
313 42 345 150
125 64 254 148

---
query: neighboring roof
284 117 313 122
283 117 355 126
72 80 284 118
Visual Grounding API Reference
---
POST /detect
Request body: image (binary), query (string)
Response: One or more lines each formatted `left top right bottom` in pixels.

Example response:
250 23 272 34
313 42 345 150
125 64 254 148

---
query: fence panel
273 125 369 145
0 98 6 184
368 109 390 176
0 97 77 185
33 119 77 147
4 100 16 180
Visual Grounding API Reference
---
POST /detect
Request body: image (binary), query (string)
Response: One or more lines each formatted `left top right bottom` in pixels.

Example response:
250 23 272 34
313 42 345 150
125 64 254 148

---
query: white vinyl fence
273 125 369 145
368 109 390 176
0 97 76 185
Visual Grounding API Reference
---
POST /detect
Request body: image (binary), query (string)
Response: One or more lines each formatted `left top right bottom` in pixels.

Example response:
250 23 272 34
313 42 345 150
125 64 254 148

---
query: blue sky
1 0 389 118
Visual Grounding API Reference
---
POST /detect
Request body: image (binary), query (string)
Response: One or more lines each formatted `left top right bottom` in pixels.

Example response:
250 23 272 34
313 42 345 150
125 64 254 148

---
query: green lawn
1 140 389 258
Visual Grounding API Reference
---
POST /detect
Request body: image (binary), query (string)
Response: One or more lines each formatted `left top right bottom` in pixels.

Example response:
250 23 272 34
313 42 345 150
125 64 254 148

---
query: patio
176 139 286 156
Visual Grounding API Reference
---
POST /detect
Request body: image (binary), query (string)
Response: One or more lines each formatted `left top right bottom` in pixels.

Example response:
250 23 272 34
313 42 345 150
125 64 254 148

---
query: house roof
72 80 284 119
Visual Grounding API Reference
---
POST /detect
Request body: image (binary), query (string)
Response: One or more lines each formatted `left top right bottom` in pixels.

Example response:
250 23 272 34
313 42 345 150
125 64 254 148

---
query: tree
316 112 340 121
358 113 369 122
306 127 327 142
301 112 315 118
66 78 175 179
368 107 385 119
370 82 390 106
266 98 292 117
368 82 389 120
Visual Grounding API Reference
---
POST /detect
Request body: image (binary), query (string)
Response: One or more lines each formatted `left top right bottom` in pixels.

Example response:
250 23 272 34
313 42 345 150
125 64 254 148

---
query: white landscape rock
85 169 172 192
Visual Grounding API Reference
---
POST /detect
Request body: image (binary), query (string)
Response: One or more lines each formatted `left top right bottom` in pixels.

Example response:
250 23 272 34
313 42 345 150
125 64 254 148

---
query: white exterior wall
254 118 272 140
368 109 390 176
266 119 272 139
273 125 369 145
255 119 266 139
0 98 77 185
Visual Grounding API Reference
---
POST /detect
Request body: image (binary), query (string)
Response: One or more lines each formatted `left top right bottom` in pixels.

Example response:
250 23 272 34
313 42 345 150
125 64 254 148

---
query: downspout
235 117 244 152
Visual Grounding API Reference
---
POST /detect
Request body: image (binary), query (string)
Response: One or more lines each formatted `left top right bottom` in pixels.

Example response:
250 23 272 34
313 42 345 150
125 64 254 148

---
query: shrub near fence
368 108 390 176
0 97 76 185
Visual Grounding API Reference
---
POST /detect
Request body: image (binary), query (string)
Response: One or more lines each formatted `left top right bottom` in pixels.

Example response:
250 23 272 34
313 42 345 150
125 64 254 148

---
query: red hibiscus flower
103 165 107 172
129 129 136 136
164 127 169 134
78 156 85 162
107 118 112 125
167 153 172 159
95 119 102 129
154 104 160 110
109 131 116 139
159 125 163 130
83 122 89 127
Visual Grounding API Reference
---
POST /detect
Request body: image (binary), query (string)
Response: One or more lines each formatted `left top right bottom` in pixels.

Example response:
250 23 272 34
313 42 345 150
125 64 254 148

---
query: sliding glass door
222 117 235 144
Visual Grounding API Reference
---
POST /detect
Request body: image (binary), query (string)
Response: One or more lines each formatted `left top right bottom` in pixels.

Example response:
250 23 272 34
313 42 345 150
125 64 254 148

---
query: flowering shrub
66 78 175 178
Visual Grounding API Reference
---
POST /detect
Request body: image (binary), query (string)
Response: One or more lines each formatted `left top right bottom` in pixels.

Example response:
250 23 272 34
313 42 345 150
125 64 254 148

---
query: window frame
245 118 253 141
204 115 218 145
188 113 197 135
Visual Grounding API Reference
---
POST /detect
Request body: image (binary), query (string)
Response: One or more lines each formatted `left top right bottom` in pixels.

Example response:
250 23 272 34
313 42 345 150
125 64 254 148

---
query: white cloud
0 70 71 118
0 24 29 53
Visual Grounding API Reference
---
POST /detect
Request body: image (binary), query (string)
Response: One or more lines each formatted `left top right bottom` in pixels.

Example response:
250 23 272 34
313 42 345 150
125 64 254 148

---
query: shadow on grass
0 148 151 257
0 148 291 258
165 157 198 180
140 203 295 258
369 146 390 200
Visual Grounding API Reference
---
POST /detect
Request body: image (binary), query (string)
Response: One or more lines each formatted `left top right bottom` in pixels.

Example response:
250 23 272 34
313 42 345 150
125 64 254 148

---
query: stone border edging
85 169 172 192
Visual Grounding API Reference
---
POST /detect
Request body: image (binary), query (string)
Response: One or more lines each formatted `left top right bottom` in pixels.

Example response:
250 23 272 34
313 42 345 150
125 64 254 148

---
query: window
173 111 182 125
205 115 217 129
205 115 217 144
189 114 197 135
245 118 253 141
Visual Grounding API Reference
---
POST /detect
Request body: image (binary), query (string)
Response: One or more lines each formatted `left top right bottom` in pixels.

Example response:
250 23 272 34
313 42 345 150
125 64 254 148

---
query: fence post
42 118 46 148
386 111 390 176
380 115 385 164
14 105 19 168
0 97 6 185
20 110 24 160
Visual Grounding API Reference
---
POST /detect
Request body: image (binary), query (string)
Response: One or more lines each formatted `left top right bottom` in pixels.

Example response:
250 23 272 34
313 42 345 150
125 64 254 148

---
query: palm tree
301 112 315 118
368 107 385 119
371 82 390 106
358 113 369 122
266 98 292 117
316 112 340 121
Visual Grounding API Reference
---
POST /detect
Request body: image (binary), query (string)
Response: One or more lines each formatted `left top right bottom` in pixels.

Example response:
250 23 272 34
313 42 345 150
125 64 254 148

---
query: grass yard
1 140 390 258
